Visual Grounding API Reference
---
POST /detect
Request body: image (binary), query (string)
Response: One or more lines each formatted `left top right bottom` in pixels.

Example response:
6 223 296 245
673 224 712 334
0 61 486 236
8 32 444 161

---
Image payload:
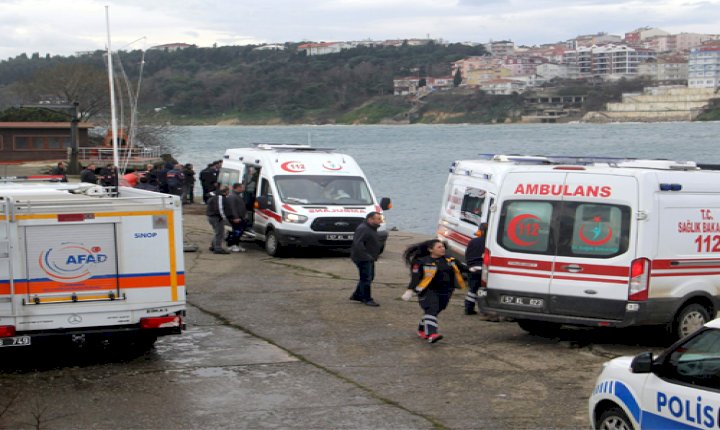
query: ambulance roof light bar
252 143 335 152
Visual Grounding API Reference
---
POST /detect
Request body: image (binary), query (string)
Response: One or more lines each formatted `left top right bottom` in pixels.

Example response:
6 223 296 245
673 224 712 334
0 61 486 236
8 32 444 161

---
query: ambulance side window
460 187 486 226
260 178 276 211
661 328 720 391
563 203 630 258
498 201 554 254
218 168 239 187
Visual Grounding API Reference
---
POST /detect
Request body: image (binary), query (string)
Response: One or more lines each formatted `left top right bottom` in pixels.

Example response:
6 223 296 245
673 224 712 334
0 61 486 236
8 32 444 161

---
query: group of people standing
205 182 253 255
349 211 492 344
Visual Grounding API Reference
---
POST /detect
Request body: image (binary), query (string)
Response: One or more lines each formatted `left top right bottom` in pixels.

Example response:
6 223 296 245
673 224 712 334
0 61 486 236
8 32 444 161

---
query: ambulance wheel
132 334 157 351
672 303 710 340
265 230 285 257
517 319 561 337
596 406 633 430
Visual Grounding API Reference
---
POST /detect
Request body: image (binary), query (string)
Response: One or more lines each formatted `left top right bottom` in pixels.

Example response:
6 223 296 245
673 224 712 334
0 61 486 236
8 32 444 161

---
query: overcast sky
1 0 718 59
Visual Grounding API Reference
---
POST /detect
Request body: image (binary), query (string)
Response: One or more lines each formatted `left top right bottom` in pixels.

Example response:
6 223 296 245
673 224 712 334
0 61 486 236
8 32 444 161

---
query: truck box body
0 182 185 348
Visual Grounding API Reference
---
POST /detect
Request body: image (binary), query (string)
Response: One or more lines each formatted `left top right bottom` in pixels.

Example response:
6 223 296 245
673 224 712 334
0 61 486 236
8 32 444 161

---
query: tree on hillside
14 63 109 120
453 69 462 87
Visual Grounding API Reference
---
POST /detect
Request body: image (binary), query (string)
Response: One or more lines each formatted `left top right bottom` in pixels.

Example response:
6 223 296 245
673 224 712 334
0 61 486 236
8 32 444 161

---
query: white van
440 155 720 340
219 144 391 256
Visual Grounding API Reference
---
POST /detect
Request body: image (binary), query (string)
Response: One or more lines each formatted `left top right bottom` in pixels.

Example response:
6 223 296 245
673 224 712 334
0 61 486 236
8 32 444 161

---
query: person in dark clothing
206 185 231 254
157 162 173 194
464 223 487 315
402 239 466 343
225 183 248 252
50 162 68 182
98 164 117 187
80 164 97 184
166 163 185 197
199 161 221 203
145 163 159 187
135 175 158 191
349 212 384 307
182 163 196 204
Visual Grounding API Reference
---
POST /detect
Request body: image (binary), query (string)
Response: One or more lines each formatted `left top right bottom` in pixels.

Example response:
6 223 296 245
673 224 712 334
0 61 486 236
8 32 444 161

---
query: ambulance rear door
23 223 119 305
547 172 637 320
438 174 495 259
489 171 565 309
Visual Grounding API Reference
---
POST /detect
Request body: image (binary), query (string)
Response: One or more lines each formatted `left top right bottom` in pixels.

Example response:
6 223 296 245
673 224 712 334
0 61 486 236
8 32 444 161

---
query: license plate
500 295 544 308
0 336 31 347
325 234 353 240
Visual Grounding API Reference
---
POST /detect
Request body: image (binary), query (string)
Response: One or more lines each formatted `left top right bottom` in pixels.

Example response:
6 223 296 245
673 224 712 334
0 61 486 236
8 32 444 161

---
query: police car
589 318 720 429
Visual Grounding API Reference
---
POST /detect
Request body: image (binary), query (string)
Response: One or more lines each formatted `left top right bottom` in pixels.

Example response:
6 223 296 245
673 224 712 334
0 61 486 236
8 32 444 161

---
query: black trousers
418 289 452 335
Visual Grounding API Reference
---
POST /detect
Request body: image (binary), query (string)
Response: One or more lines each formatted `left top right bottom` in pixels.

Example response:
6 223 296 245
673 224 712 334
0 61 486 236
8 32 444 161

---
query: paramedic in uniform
402 239 466 343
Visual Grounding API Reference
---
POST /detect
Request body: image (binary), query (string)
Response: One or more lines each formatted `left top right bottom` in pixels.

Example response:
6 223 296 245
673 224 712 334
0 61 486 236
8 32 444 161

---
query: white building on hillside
688 41 720 88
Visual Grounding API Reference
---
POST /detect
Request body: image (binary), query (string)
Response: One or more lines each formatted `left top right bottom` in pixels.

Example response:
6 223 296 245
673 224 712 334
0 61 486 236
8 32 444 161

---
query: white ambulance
0 179 185 349
440 155 720 340
438 154 552 260
589 317 720 430
219 144 391 256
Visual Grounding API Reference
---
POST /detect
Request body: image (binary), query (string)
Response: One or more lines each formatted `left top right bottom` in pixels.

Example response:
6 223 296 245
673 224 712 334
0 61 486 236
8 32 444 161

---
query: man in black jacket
80 164 97 184
349 212 384 307
206 185 231 255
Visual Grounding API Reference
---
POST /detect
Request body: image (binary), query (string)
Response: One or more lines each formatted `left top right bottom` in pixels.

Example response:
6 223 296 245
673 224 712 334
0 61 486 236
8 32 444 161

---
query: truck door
547 174 636 319
23 223 119 304
487 172 566 311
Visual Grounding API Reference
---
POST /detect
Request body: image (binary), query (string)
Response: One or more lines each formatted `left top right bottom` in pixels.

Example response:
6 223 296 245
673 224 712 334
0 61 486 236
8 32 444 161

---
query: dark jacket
80 168 97 184
182 166 196 185
205 194 227 220
465 235 486 268
50 166 68 182
408 255 466 293
351 221 382 262
226 191 247 220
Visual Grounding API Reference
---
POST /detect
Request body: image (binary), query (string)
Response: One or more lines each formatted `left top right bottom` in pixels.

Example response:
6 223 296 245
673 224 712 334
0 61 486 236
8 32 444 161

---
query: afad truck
219 144 391 256
0 179 185 349
438 154 720 340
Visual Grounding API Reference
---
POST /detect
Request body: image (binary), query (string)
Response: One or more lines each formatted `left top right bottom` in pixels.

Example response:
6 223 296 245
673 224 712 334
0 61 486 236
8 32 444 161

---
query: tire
265 230 284 257
517 319 561 337
672 303 711 340
596 406 634 430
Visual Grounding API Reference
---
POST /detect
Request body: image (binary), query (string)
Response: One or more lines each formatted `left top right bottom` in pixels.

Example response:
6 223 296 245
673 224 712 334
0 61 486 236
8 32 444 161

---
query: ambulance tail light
628 258 651 301
140 316 182 330
0 325 16 337
481 249 490 287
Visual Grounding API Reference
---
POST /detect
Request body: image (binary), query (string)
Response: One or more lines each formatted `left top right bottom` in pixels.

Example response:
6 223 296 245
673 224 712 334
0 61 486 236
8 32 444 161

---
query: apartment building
563 44 656 79
638 54 688 82
688 41 720 88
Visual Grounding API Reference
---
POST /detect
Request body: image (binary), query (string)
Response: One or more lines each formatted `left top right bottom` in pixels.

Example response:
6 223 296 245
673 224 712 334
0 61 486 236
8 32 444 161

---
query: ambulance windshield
275 175 373 206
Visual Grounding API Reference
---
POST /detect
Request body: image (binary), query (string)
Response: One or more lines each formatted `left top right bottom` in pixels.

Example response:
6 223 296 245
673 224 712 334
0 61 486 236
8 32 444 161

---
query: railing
78 147 162 162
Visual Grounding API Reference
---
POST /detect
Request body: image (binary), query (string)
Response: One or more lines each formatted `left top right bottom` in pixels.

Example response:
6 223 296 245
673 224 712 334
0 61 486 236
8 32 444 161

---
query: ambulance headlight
282 210 308 223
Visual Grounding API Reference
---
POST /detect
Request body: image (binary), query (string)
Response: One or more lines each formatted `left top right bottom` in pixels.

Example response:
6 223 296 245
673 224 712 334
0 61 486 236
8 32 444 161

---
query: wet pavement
0 205 680 429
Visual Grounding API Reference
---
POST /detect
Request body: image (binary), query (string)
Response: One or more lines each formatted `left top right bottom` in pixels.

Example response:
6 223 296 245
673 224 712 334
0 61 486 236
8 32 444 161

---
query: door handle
562 264 583 273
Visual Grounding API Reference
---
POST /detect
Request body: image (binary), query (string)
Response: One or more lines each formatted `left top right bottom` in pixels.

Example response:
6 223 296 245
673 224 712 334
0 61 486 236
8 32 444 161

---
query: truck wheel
132 334 157 351
265 230 284 257
597 406 633 430
517 319 561 337
672 303 710 340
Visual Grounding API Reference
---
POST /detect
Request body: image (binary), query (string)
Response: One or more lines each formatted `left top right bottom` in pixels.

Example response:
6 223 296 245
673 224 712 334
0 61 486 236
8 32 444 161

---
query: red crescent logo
281 161 305 173
578 224 613 246
507 214 540 247
322 161 342 171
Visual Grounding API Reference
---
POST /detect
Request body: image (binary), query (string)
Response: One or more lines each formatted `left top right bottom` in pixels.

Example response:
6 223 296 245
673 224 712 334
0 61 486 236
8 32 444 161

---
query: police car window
498 201 554 254
562 203 630 258
460 187 485 226
663 328 720 391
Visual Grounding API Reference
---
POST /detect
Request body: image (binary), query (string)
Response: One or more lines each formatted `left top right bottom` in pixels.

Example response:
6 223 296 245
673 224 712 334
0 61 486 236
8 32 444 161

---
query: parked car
589 318 720 429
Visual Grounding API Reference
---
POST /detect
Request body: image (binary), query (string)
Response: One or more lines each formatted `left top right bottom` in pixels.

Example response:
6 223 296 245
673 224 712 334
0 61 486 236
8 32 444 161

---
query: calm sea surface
169 122 720 235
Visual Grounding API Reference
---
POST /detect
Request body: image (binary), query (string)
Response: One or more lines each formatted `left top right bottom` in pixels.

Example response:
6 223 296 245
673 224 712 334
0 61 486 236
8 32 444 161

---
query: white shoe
230 245 241 252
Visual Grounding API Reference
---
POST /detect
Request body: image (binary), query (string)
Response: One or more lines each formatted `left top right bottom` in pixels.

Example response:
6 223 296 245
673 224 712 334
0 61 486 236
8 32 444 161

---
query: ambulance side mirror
630 351 654 374
256 196 269 210
380 197 392 211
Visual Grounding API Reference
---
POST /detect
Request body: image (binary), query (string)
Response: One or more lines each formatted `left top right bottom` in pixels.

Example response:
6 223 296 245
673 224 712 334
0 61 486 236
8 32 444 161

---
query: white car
589 319 720 429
